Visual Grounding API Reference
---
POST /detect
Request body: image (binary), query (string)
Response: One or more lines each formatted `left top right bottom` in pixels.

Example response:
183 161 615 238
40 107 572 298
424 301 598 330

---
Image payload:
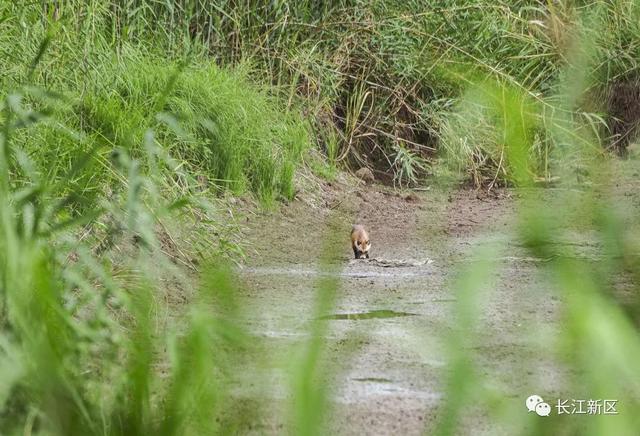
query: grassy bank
0 1 639 435
1 6 312 433
2 5 309 206
20 0 638 186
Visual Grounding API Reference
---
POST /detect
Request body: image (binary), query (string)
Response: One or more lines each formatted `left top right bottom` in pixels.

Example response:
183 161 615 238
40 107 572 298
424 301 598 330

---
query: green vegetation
2 3 309 206
25 0 634 186
1 0 640 435
432 76 640 435
6 1 640 187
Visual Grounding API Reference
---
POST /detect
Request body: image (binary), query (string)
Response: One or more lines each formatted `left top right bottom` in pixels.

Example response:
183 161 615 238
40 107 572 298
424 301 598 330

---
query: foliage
0 1 639 435
19 0 638 185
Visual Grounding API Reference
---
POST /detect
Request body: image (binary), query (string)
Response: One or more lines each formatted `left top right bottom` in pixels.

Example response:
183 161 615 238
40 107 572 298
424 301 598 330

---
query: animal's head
355 238 371 258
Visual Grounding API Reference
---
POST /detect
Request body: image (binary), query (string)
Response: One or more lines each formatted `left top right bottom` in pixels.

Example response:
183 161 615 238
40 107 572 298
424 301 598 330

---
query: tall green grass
21 0 639 186
1 1 640 435
428 36 640 433
0 79 330 435
1 4 309 205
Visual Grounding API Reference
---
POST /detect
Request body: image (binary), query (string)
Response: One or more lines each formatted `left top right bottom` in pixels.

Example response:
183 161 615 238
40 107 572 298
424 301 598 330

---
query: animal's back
351 224 366 237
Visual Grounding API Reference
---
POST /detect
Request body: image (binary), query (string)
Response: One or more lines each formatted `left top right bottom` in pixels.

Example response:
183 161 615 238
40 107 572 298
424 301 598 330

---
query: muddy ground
225 160 639 435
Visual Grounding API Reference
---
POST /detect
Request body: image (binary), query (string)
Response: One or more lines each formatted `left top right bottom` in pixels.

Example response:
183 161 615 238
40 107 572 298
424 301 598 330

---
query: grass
428 74 640 434
8 1 640 187
0 5 313 433
0 73 330 435
1 1 640 435
1 5 309 207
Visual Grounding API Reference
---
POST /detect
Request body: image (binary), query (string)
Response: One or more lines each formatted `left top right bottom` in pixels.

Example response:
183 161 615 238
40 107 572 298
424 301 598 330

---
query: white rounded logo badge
526 394 550 416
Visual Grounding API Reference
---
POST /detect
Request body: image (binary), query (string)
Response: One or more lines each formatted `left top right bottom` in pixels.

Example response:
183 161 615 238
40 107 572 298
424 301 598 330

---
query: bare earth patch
228 170 619 434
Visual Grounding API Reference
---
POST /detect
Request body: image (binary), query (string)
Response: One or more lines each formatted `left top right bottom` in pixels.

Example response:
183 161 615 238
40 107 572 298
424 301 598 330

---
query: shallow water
319 309 417 320
239 265 434 278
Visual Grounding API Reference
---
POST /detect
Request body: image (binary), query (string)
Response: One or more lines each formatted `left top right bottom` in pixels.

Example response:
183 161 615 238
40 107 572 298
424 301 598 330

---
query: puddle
336 381 443 404
239 267 432 278
430 298 457 303
355 258 433 268
319 309 417 320
353 377 393 383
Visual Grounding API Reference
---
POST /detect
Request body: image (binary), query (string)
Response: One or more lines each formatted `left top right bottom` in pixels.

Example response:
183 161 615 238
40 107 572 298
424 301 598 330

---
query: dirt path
233 176 565 435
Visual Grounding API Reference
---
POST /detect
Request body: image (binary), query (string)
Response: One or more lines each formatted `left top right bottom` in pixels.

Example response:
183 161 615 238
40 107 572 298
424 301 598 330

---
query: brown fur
351 225 371 259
